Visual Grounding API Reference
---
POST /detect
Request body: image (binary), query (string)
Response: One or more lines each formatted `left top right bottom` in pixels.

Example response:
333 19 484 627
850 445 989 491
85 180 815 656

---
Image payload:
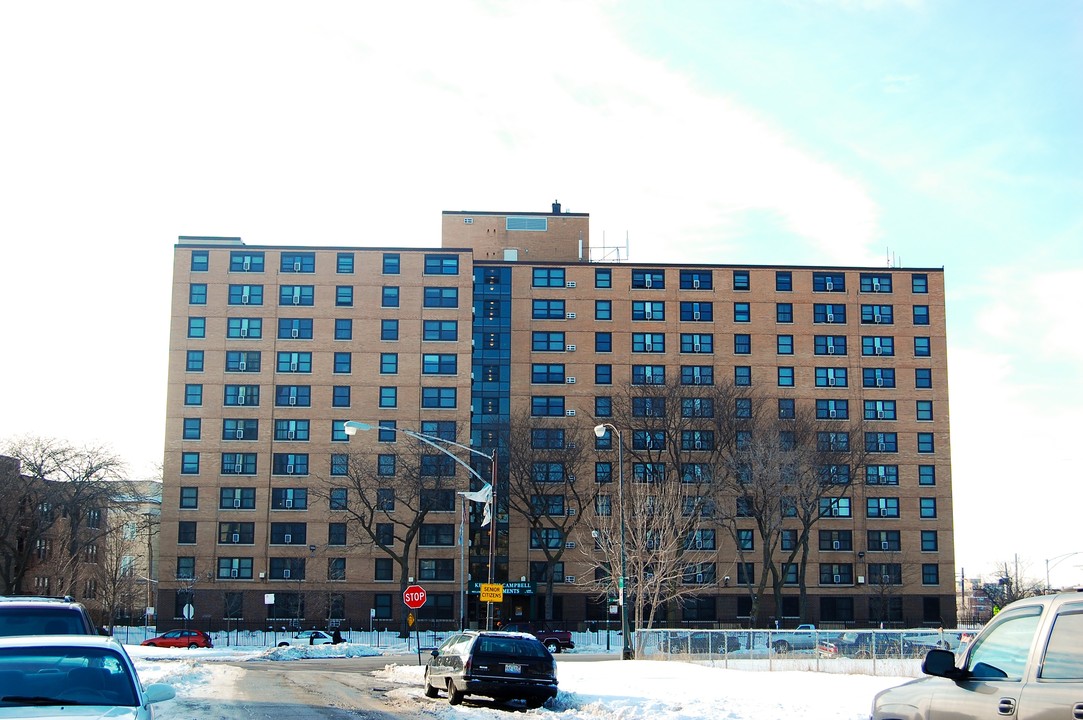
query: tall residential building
161 203 954 630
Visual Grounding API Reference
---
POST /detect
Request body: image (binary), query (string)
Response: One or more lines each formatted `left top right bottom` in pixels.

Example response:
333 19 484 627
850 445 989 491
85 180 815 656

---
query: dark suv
424 630 559 707
0 595 101 636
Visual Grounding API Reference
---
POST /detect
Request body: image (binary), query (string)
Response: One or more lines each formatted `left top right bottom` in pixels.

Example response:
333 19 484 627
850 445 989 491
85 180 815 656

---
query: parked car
0 595 102 636
0 634 175 716
872 591 1083 720
499 622 575 653
817 631 906 659
424 630 558 707
141 628 214 648
768 623 819 653
666 630 742 654
277 629 335 646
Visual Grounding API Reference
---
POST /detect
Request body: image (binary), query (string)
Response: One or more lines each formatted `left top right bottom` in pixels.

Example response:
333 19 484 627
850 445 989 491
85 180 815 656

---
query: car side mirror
430 649 439 658
922 648 967 680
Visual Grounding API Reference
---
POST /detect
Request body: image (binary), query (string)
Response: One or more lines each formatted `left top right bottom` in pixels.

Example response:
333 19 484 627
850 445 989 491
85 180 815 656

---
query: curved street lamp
594 423 633 660
1045 551 1083 591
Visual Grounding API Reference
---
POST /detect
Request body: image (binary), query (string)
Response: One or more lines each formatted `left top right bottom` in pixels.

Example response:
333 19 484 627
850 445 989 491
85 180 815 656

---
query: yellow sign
407 612 415 626
479 583 504 603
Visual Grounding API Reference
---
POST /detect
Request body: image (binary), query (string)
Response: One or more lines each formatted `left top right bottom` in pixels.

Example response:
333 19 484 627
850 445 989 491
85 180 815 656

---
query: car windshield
477 637 547 658
0 610 83 636
0 646 138 707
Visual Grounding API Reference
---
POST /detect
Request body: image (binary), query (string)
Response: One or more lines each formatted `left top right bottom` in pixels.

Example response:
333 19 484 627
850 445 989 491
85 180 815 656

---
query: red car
141 629 213 648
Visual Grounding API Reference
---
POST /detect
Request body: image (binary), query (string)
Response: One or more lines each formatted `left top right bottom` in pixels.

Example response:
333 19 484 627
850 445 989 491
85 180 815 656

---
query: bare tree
983 560 1045 609
503 412 594 622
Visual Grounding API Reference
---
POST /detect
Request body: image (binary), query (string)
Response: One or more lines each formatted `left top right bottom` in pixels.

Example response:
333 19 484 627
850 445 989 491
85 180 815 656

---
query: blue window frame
276 351 311 373
680 334 712 353
595 332 611 352
332 386 351 407
278 318 313 340
595 268 612 288
631 365 665 385
382 253 400 274
532 331 565 351
862 336 895 356
230 251 264 272
913 305 930 325
679 270 712 290
595 364 612 384
279 285 314 306
816 399 848 419
595 300 612 320
281 252 315 273
815 367 848 387
734 334 751 354
424 287 459 308
272 453 309 475
915 368 932 388
917 432 935 453
380 353 398 374
861 304 894 325
227 318 262 339
777 335 794 355
336 286 353 307
336 252 353 274
814 335 847 355
421 387 457 408
424 254 459 275
632 333 665 353
223 384 259 406
734 366 751 386
734 302 751 323
916 400 933 421
423 320 458 341
918 465 936 485
334 318 352 340
533 299 566 319
223 418 259 440
681 366 713 385
775 271 792 291
182 418 201 440
189 284 207 305
186 350 204 372
274 385 312 407
914 337 931 357
381 319 399 341
334 352 352 374
181 452 200 474
733 270 750 291
814 304 846 323
595 396 612 417
531 396 565 416
679 302 712 321
912 273 928 293
813 272 846 292
190 250 208 272
273 419 308 441
532 268 566 287
863 368 896 388
777 367 794 387
423 354 457 374
227 283 264 305
631 269 665 289
776 303 793 323
382 286 399 307
187 317 205 338
379 387 397 408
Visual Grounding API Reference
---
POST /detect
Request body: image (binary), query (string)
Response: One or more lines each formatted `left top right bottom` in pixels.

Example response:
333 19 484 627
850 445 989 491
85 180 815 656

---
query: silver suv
0 595 101 636
872 590 1083 719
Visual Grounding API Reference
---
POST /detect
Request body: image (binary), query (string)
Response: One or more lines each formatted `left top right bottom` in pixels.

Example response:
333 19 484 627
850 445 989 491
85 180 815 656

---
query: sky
2 1 1082 588
131 634 914 719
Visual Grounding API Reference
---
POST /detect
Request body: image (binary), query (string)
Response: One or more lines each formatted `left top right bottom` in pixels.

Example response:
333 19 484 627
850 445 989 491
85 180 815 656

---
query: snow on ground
128 636 917 720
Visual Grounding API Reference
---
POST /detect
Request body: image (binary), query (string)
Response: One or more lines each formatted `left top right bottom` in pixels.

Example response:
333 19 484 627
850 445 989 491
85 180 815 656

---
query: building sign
469 581 535 595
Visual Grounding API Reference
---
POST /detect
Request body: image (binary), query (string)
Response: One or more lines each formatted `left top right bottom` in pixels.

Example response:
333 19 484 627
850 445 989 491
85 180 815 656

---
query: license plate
505 663 522 674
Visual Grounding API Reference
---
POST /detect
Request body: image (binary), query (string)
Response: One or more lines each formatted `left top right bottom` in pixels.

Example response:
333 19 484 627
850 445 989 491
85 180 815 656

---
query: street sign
403 584 427 609
479 583 504 603
182 603 194 620
407 612 415 627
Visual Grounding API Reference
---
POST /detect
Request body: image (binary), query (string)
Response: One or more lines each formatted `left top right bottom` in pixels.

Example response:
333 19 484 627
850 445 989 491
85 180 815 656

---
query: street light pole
343 421 498 630
1045 551 1083 591
594 423 632 660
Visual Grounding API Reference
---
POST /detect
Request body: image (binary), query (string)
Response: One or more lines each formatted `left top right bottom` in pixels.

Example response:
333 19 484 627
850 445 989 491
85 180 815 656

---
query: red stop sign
403 584 427 609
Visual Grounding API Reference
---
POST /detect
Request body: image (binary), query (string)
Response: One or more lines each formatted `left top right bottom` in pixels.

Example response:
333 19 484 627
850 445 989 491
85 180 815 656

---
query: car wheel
423 671 440 698
856 649 872 659
144 642 157 647
188 643 200 649
278 642 289 647
545 641 561 653
773 640 790 653
448 680 465 705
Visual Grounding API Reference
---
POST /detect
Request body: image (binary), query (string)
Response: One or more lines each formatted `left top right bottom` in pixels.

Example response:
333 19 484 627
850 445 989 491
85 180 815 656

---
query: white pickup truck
872 591 1083 720
768 623 819 653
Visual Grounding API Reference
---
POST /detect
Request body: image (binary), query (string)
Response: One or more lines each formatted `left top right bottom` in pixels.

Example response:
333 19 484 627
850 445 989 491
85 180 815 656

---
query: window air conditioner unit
567 475 575 481
237 395 246 405
565 409 576 417
568 507 576 515
284 499 293 508
259 571 266 579
233 464 243 474
644 310 653 319
286 464 294 475
874 346 883 355
240 327 248 337
877 411 886 419
644 343 654 352
828 377 836 386
236 429 244 439
566 312 576 319
237 361 246 372
692 279 700 289
882 574 892 584
233 498 242 508
832 540 841 550
693 311 701 320
567 442 577 449
694 441 703 450
230 569 239 578
693 375 702 384
564 575 575 583
566 344 576 352
287 430 295 440
872 279 881 291
826 280 834 291
293 262 302 272
830 508 839 516
566 281 576 288
565 541 576 549
645 278 653 288
241 294 250 305
833 574 842 583
291 328 299 338
566 377 576 384
243 260 251 271
290 362 298 372
282 569 291 579
288 396 297 406
828 410 837 419
874 314 882 324
694 539 703 550
695 573 704 583
878 443 886 452
292 295 301 305
826 313 834 323
881 541 890 551
876 378 884 387
232 533 240 543
827 345 835 354
693 343 702 353
284 534 292 544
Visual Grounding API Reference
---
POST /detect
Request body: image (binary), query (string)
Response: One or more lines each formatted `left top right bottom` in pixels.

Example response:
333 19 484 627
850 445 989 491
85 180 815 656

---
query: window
778 398 795 419
916 400 933 421
187 317 205 338
865 432 898 452
595 268 611 288
380 319 398 341
680 270 712 289
533 299 566 319
868 497 900 518
733 302 751 323
814 335 847 356
381 286 399 308
176 557 196 580
733 270 750 291
382 253 400 274
819 530 852 551
424 254 459 275
813 272 846 292
227 317 263 339
531 429 565 449
230 251 264 272
632 301 665 321
377 454 396 476
532 267 566 287
862 336 895 356
595 396 612 417
531 463 567 483
274 385 311 407
422 354 457 375
680 333 712 353
329 352 351 374
422 320 458 342
814 304 846 324
595 332 612 352
179 487 198 509
913 305 930 325
186 350 204 372
775 271 792 291
632 333 665 353
860 273 893 293
222 384 257 406
681 429 714 449
532 331 565 351
327 488 348 510
777 367 794 387
424 286 459 308
863 399 896 420
815 399 849 420
380 353 398 374
272 453 309 476
595 364 612 384
595 300 612 320
817 431 850 452
336 252 353 273
815 367 848 387
281 252 315 272
224 418 260 440
918 465 936 485
225 351 261 373
861 304 894 324
736 563 755 585
735 398 752 419
335 286 353 307
531 396 565 416
734 334 751 354
917 432 935 453
631 269 665 289
182 418 201 440
920 530 938 552
331 318 352 341
734 366 751 386
680 365 713 385
278 318 313 340
181 452 200 474
919 497 937 518
228 284 264 306
530 528 564 550
332 385 350 407
595 465 613 485
866 465 899 485
191 250 208 272
189 283 207 305
912 273 928 293
271 488 308 510
532 363 565 383
922 564 939 585
276 351 311 373
915 368 932 388
421 387 457 408
221 452 257 475
279 285 314 306
379 387 397 408
863 368 896 388
329 454 348 476
776 303 793 323
632 397 664 417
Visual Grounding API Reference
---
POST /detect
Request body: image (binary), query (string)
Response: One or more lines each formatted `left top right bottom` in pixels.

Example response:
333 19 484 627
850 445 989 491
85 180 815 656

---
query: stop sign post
404 584 427 609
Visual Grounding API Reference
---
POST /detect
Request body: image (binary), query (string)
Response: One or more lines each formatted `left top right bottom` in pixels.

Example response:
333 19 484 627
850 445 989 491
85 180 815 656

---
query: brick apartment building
160 203 954 630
